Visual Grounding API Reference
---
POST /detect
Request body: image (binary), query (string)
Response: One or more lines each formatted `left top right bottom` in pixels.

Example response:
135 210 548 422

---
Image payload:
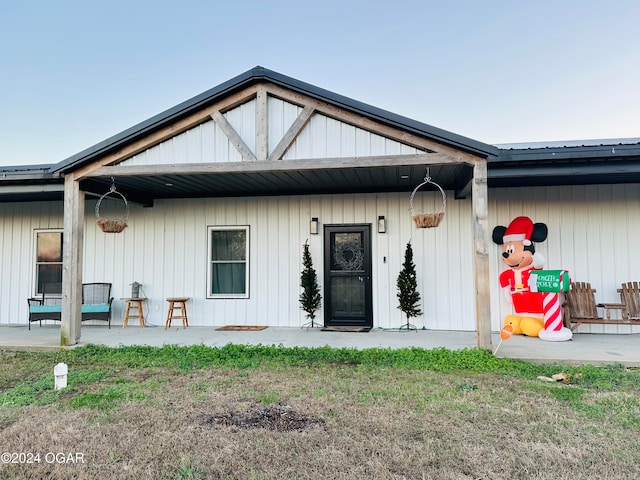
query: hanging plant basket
95 180 129 233
409 171 447 229
96 218 128 233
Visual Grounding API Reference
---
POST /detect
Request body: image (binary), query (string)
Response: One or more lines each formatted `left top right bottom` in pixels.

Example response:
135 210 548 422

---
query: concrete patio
1 323 639 367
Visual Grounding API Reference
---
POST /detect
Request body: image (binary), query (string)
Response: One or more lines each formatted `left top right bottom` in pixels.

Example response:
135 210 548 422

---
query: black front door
324 225 373 328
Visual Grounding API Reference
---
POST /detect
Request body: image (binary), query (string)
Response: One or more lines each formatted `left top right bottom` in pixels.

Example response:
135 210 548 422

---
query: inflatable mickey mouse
492 216 572 342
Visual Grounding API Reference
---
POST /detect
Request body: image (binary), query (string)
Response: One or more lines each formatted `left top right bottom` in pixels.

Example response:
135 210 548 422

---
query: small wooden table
598 302 625 320
165 297 189 329
121 298 146 328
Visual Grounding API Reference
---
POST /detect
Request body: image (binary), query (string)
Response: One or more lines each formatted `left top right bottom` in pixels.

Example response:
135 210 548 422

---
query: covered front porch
55 67 498 349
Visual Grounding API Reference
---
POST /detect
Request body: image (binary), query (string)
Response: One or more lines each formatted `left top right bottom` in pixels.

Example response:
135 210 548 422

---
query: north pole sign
528 270 571 293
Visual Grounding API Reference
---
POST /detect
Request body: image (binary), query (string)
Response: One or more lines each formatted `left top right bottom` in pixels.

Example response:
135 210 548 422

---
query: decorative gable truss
77 83 476 179
120 97 427 166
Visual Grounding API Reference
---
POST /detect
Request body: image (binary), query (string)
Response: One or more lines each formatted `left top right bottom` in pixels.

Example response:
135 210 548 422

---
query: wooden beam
268 105 314 161
85 153 458 178
210 111 257 162
61 174 84 347
472 159 492 350
255 87 268 161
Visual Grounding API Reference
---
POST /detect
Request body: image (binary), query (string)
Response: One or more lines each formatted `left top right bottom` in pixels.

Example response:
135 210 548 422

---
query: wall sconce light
310 217 319 235
378 215 386 233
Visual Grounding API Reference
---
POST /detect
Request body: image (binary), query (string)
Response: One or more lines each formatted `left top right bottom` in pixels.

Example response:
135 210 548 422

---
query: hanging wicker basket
409 173 447 229
95 181 129 233
96 218 128 233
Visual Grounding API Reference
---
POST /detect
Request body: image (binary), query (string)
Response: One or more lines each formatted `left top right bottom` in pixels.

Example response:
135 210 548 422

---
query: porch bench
28 282 113 329
563 281 640 331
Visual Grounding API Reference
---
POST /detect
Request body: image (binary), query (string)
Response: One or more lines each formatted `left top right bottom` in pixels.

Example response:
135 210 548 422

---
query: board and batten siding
2 184 638 333
0 201 64 323
78 190 476 330
0 191 473 330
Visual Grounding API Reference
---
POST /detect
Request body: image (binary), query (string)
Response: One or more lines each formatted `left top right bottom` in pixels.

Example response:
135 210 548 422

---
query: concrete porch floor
1 324 638 367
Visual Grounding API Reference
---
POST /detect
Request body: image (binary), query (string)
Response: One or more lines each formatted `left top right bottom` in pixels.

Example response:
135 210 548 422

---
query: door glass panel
330 232 364 272
330 277 365 318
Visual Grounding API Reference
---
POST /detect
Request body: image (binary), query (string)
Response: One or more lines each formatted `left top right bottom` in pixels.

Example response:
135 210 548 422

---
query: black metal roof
1 68 639 202
489 139 640 187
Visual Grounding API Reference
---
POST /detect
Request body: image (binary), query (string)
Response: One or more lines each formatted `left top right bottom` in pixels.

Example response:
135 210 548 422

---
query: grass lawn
1 344 639 479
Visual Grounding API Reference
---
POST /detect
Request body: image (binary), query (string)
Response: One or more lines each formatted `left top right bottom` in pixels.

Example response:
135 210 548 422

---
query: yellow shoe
503 315 523 335
519 316 544 337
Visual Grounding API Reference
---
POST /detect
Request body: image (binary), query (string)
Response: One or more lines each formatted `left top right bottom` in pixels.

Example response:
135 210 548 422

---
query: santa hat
503 216 533 246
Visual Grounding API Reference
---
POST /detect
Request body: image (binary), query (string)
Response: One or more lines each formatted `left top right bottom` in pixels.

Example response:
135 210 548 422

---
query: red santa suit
499 264 544 314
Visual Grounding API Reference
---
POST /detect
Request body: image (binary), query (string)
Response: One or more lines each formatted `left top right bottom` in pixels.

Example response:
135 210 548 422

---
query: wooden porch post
256 87 268 161
61 174 84 346
472 159 492 350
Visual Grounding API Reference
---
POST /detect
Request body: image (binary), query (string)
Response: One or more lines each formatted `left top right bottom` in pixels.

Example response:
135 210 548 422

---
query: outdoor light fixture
378 215 386 233
310 217 319 235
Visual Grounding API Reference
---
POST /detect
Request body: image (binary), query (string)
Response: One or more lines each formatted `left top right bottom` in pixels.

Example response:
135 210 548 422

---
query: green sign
529 270 571 293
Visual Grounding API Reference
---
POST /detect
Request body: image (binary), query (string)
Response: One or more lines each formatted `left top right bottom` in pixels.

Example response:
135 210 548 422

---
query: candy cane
542 292 562 331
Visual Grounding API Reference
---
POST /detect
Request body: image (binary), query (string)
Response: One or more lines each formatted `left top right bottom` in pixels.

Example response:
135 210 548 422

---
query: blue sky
1 0 639 165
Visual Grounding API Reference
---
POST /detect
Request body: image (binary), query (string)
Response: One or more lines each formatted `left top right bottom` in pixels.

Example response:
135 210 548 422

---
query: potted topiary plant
397 241 422 331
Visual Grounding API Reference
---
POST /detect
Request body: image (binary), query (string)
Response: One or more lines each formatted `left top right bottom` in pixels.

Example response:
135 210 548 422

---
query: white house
1 67 638 347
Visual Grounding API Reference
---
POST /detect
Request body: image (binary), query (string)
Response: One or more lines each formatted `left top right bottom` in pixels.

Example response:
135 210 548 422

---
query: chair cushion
81 303 111 313
30 303 110 314
29 305 62 313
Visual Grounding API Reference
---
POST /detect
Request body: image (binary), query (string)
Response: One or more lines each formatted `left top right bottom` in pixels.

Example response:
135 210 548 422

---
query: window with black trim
34 229 63 294
207 226 249 298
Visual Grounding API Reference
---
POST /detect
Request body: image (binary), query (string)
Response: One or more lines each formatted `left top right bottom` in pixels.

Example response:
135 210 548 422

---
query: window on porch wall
207 226 249 298
34 230 63 295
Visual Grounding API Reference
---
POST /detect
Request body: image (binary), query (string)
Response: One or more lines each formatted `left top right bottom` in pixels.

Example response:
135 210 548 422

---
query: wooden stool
165 297 189 329
121 298 146 328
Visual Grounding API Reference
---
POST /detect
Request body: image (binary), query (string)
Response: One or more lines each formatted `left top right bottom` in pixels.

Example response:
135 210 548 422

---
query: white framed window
34 229 63 295
207 226 249 298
